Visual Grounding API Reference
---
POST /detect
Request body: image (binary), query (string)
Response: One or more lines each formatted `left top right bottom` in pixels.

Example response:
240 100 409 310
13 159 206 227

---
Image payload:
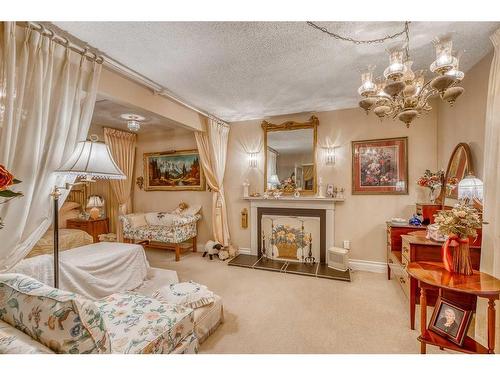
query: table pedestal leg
420 286 427 354
488 298 496 354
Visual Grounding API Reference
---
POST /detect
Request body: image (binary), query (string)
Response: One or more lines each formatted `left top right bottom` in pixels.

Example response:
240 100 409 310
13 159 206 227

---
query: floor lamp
51 135 125 288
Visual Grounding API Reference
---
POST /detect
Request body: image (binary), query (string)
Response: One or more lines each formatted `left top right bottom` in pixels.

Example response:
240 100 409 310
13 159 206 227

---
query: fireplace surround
228 196 350 281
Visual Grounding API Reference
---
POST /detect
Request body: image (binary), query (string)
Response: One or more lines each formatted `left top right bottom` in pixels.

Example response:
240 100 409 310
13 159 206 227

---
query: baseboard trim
349 259 386 273
238 248 252 255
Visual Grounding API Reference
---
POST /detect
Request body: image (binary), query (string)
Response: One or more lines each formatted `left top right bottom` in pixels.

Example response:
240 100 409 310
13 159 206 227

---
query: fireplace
228 196 350 281
258 207 325 264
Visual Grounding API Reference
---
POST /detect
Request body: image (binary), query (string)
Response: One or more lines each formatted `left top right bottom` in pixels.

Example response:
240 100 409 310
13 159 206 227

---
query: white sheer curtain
0 22 101 271
103 127 137 242
477 28 500 348
195 117 230 245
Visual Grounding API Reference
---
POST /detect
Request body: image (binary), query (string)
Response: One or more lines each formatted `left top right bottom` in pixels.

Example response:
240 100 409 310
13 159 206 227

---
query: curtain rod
18 21 104 64
17 21 227 125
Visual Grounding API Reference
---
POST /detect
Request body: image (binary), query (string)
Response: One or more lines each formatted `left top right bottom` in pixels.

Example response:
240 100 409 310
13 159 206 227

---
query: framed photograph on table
428 297 473 346
352 137 408 195
144 149 205 191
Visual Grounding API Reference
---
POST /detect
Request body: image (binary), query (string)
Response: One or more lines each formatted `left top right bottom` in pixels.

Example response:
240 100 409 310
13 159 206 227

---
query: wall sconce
324 147 336 165
248 152 258 168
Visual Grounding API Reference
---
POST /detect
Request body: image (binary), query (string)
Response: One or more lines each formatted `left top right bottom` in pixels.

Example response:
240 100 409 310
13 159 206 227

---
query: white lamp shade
57 141 126 180
87 195 104 208
269 174 280 185
458 173 484 202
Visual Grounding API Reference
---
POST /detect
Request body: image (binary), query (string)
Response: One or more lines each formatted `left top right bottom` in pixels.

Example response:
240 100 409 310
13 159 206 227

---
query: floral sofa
120 212 201 261
0 273 198 354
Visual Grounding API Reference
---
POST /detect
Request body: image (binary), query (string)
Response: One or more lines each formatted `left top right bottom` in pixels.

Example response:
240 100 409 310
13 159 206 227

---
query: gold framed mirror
438 142 474 207
262 115 318 194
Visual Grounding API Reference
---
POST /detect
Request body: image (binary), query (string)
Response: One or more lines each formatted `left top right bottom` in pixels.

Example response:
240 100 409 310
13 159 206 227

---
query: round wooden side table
407 261 500 354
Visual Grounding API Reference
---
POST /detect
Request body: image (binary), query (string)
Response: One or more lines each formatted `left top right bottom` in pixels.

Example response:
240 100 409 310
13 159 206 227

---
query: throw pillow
181 204 202 216
128 214 148 228
153 281 215 309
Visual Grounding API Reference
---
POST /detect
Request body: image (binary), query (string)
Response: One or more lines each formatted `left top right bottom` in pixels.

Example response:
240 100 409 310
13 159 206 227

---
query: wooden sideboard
387 223 482 330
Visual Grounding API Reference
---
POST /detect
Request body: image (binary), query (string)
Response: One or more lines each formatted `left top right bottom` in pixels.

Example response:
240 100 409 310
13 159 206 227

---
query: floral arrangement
0 165 23 229
417 169 444 192
434 204 482 239
272 224 309 248
280 177 296 193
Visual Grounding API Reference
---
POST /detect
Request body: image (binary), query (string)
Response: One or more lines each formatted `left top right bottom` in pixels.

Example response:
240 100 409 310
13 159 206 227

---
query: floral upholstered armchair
0 273 198 354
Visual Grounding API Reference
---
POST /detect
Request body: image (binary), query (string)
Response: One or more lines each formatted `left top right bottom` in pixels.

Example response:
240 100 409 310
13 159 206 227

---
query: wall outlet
343 240 351 250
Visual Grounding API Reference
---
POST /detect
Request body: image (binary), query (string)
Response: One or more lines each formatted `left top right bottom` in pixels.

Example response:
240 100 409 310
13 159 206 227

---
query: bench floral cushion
120 214 200 244
0 319 54 354
96 292 195 354
0 274 110 354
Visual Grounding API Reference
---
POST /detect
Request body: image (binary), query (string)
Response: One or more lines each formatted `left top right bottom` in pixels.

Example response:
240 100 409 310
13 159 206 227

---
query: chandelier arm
306 21 410 45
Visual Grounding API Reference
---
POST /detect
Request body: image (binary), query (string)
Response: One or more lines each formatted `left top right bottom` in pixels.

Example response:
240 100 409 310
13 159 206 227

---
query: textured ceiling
56 22 499 122
91 99 178 133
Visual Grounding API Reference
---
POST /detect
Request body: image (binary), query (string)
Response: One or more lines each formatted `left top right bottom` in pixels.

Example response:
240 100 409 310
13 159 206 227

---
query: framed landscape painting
144 149 205 191
352 137 408 195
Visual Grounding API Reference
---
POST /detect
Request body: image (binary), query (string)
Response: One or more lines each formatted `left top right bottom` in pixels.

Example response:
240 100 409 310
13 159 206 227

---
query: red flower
0 165 14 191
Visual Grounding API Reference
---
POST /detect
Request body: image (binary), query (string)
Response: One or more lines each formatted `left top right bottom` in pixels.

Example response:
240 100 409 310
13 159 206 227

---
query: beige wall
437 53 493 178
132 127 213 248
226 109 438 263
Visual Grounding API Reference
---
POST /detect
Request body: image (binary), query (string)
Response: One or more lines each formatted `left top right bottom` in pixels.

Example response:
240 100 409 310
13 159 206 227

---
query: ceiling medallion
357 31 465 127
120 113 146 132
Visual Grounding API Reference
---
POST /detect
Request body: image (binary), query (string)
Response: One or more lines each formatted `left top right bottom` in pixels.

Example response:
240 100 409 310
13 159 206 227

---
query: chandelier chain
306 21 410 46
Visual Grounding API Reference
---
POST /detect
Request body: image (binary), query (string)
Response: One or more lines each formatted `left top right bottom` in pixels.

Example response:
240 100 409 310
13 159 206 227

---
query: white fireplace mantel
243 196 344 257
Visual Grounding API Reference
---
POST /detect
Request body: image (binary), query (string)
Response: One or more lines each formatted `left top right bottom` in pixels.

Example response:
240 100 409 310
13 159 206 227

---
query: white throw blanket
10 242 152 300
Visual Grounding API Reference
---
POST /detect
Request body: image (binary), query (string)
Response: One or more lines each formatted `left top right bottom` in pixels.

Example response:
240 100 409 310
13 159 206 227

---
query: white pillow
153 281 215 309
128 214 147 228
181 204 202 216
145 212 175 226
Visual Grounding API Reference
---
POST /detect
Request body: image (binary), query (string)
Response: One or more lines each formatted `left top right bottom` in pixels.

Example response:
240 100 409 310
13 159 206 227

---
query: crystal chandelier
358 32 465 127
120 113 145 132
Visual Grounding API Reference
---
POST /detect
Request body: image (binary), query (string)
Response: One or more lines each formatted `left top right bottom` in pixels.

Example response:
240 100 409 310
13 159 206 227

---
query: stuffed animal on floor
203 240 223 260
218 249 229 261
227 244 239 258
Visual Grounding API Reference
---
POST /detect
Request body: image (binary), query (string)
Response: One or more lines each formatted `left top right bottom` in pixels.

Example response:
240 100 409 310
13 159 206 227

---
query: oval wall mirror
441 143 473 206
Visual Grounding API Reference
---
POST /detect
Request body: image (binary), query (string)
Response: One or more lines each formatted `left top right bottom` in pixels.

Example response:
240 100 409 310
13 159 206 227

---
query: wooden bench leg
192 236 197 252
175 244 181 262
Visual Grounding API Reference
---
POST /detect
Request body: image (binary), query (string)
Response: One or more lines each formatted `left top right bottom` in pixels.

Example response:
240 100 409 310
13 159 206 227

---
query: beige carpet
146 249 442 354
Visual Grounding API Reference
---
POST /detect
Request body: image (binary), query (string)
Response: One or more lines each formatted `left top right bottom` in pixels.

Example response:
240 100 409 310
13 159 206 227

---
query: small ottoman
153 282 224 345
193 294 224 344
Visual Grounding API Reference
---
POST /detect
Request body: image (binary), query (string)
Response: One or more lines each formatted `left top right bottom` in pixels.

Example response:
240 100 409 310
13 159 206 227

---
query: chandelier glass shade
127 119 140 132
358 37 465 127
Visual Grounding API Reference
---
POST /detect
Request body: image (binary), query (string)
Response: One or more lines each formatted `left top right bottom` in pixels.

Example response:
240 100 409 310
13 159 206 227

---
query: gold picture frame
143 149 205 191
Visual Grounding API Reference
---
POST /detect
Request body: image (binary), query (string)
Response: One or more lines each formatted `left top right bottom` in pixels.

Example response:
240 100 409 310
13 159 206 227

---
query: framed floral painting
144 149 205 191
352 137 408 195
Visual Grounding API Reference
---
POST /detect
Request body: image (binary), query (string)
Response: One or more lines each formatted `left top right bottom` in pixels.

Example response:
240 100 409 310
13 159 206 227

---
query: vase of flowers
0 165 23 229
417 169 444 203
434 204 481 275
